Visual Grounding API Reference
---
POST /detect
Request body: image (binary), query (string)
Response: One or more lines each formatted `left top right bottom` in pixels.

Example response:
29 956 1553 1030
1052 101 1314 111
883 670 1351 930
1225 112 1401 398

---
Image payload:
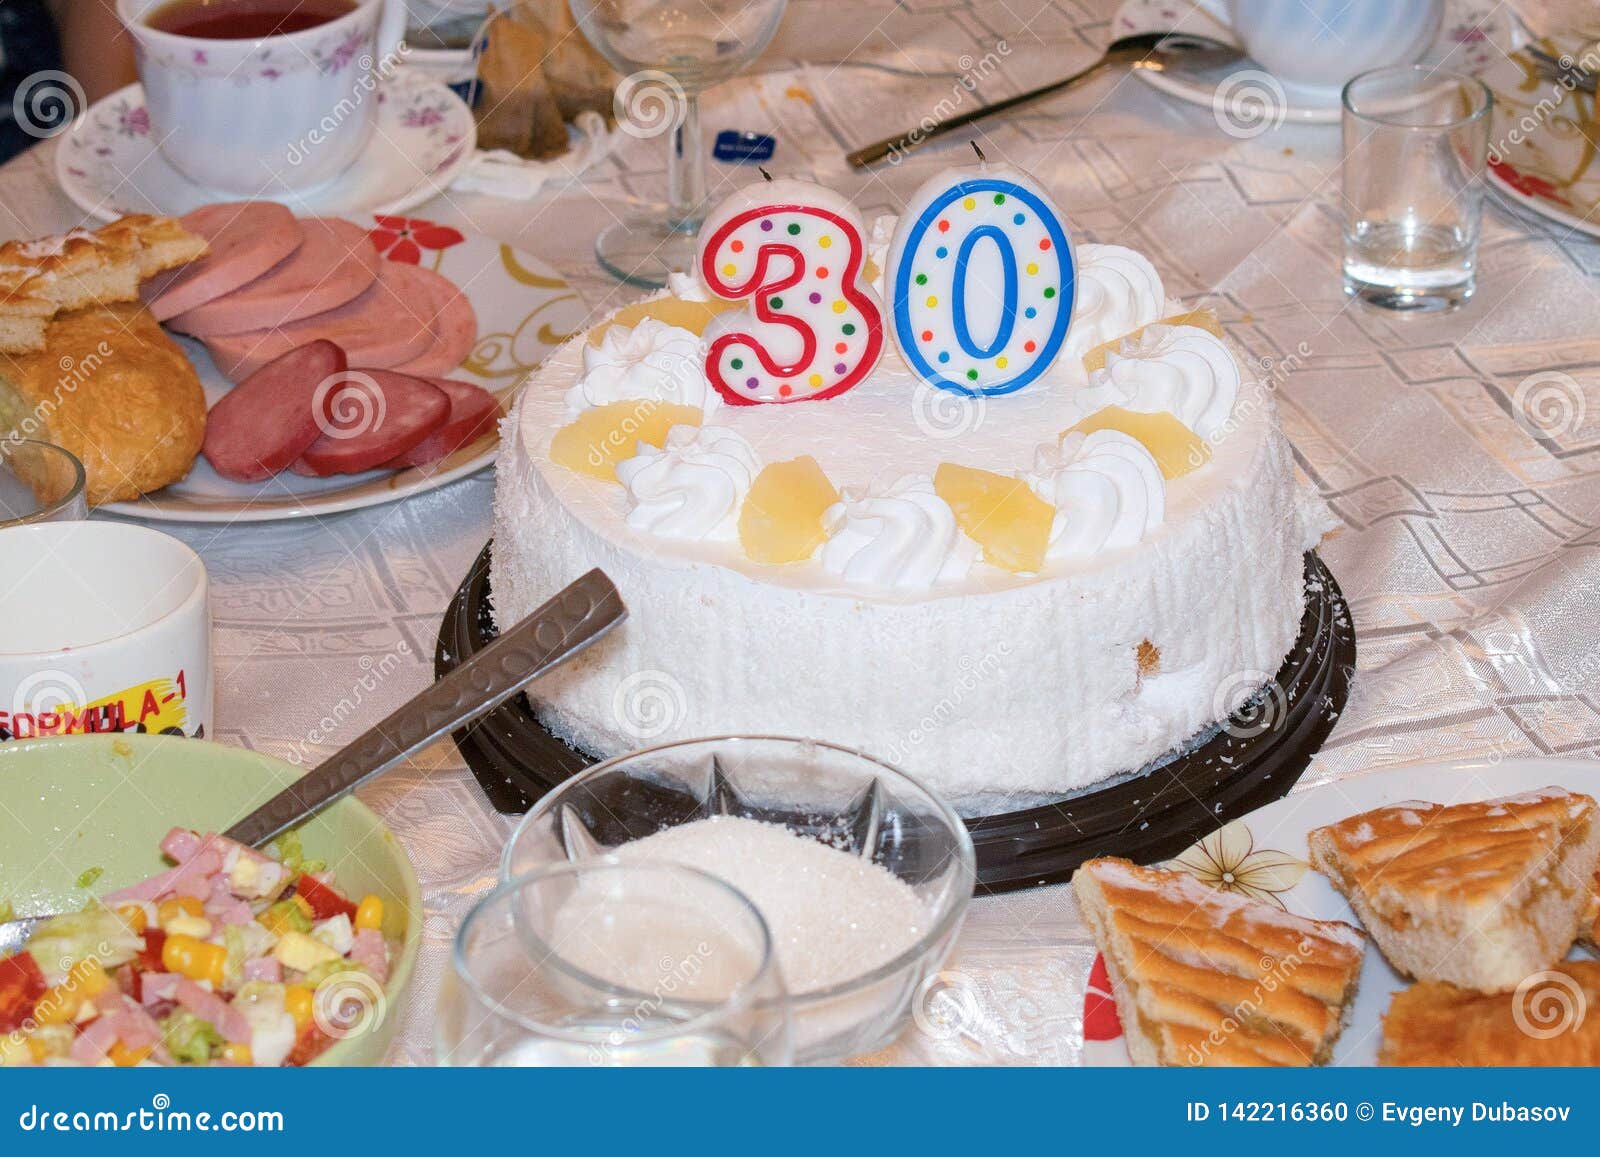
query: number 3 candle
886 148 1076 396
698 178 885 405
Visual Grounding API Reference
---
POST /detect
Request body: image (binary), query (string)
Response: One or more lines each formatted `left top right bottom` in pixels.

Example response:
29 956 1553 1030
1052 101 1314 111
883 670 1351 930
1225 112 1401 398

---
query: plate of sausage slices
96 202 590 523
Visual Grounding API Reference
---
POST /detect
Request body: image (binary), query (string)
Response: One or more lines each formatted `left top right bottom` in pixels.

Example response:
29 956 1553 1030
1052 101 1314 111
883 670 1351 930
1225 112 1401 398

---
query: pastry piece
0 303 206 504
1581 872 1599 950
1381 961 1600 1065
1072 857 1365 1066
0 216 206 353
1309 787 1600 992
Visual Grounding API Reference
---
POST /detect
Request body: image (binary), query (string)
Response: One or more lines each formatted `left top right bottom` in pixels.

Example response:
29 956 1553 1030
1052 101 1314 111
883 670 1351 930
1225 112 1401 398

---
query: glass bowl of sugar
502 735 976 1064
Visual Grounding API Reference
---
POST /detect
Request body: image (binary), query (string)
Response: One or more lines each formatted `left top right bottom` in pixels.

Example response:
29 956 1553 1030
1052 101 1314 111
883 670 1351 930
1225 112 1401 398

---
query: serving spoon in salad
0 569 625 954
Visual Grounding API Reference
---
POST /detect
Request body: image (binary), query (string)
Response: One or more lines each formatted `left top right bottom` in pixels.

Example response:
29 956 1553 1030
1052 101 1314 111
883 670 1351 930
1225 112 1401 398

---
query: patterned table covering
2 0 1597 1066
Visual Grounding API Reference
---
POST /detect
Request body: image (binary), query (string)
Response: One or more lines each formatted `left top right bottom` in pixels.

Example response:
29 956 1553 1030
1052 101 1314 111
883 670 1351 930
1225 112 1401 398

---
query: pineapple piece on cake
1308 787 1600 993
739 456 839 564
933 463 1053 574
1381 961 1600 1066
550 401 703 481
588 297 737 346
1080 308 1225 373
1072 857 1364 1066
1066 405 1211 480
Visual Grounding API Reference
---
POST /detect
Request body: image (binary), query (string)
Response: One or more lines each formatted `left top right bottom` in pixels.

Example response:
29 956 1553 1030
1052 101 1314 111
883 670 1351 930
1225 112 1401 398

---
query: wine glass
436 860 792 1066
571 0 788 288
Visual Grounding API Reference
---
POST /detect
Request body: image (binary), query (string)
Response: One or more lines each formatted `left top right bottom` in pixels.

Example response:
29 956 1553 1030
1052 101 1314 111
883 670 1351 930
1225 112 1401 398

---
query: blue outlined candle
886 160 1076 396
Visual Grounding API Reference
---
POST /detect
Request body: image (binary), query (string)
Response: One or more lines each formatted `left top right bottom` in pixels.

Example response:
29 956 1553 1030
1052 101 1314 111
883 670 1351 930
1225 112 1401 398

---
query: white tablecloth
4 0 1598 1065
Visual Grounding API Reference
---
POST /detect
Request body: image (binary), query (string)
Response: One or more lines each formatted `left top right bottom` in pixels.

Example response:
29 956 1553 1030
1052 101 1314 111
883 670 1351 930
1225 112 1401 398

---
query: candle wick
758 166 773 182
970 140 986 164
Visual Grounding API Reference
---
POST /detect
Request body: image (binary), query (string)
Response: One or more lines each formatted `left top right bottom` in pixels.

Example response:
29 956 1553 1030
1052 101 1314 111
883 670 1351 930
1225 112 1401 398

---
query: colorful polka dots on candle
886 170 1075 396
697 180 885 405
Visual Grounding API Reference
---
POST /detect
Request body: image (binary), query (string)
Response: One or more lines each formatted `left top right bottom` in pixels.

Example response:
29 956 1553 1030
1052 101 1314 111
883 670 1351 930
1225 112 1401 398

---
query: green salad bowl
0 734 421 1066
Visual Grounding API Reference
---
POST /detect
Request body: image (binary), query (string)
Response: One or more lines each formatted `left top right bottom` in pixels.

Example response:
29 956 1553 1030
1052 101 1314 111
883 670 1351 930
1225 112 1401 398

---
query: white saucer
1114 0 1513 125
55 71 476 223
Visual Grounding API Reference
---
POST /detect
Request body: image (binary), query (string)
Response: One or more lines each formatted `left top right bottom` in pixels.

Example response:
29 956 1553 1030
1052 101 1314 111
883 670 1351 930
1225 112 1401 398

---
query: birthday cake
491 170 1335 807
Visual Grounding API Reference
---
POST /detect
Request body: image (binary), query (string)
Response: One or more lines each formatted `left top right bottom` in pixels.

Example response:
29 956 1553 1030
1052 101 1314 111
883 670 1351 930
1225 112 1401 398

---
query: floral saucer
1079 756 1600 1066
55 71 475 223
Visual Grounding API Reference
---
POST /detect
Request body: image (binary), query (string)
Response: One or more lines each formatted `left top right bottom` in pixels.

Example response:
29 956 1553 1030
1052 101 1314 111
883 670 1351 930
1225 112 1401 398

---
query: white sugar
614 816 933 994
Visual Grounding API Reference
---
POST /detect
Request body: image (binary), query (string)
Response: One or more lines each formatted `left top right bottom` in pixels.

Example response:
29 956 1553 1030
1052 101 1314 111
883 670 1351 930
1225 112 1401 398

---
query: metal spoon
846 30 1244 169
0 569 626 954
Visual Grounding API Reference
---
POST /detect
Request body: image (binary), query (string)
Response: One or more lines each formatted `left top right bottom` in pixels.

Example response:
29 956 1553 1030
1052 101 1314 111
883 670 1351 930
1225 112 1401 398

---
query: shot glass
436 860 792 1067
0 439 87 528
1341 65 1492 311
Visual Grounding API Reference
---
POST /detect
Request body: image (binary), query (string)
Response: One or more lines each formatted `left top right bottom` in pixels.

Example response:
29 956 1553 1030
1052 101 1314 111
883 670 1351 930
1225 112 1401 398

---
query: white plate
1080 756 1600 1066
99 216 589 524
1480 36 1600 240
55 72 476 224
1113 0 1513 125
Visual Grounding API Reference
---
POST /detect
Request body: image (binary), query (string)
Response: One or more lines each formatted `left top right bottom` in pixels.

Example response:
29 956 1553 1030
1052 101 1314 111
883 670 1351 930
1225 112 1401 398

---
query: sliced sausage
142 203 303 322
168 218 380 337
201 340 345 483
384 378 501 469
295 370 449 476
202 261 438 383
390 267 478 378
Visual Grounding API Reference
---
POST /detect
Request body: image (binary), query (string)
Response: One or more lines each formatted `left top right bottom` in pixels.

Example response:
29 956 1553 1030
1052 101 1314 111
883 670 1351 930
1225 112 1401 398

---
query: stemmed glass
571 0 788 288
436 860 792 1066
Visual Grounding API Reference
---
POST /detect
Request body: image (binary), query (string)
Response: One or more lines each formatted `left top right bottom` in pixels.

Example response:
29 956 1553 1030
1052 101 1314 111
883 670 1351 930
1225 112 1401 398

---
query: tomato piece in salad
294 875 357 922
0 952 46 1034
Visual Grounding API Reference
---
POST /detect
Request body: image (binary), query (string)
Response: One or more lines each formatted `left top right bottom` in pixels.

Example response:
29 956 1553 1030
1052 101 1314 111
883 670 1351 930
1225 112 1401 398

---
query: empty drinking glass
571 0 787 288
0 439 87 529
437 860 791 1066
1341 65 1492 311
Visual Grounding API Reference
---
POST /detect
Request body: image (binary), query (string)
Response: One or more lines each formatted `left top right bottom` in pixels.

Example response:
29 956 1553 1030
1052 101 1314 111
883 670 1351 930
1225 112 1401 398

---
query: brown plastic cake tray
436 546 1355 894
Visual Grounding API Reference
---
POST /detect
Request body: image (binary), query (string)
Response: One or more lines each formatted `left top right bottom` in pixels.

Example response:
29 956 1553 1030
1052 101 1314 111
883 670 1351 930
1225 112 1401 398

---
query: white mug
1203 0 1444 93
118 0 409 194
0 522 212 742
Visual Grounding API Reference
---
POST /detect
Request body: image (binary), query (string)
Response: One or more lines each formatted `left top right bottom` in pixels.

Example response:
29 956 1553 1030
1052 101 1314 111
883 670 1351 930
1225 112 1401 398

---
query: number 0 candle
886 157 1076 396
697 179 885 405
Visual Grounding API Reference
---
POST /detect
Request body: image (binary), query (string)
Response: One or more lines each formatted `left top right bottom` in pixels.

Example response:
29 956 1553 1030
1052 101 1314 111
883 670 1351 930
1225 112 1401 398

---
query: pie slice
1072 857 1365 1066
1381 961 1600 1065
1308 787 1600 993
1581 871 1599 951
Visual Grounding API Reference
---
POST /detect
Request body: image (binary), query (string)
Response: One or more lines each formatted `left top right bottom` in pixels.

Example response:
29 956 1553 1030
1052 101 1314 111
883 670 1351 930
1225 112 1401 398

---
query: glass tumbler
0 439 87 528
437 860 791 1066
1341 65 1492 311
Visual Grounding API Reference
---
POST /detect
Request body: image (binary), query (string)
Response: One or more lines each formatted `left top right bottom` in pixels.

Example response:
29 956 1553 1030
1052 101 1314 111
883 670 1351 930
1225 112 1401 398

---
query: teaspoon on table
0 569 626 953
845 30 1244 169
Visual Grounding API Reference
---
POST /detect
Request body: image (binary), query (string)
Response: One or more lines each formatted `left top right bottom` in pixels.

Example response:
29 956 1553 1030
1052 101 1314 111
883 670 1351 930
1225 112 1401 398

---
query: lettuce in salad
25 903 143 984
162 1011 223 1065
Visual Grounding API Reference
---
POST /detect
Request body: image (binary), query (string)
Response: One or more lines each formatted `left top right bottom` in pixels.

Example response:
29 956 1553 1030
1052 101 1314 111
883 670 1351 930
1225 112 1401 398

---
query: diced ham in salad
0 828 393 1067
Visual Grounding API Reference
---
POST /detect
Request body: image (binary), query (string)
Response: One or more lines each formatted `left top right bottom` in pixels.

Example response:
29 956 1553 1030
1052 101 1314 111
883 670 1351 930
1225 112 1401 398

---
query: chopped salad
0 828 393 1067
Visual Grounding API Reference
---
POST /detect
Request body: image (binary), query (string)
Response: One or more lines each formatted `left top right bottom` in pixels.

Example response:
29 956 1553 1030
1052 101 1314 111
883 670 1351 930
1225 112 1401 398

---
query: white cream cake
491 232 1336 809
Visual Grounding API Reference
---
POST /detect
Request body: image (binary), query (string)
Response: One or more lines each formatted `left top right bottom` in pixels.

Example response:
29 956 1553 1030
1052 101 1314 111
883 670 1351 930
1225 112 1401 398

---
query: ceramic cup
1202 0 1444 93
0 522 212 742
117 0 409 194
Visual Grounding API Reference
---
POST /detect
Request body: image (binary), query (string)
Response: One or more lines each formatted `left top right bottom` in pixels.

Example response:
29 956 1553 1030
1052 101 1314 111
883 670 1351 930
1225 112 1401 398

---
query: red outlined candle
697 180 885 405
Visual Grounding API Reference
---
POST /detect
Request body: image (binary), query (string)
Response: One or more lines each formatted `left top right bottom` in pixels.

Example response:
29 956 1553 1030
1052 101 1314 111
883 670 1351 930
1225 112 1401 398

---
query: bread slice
1381 960 1600 1065
1308 787 1600 993
1072 857 1365 1066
